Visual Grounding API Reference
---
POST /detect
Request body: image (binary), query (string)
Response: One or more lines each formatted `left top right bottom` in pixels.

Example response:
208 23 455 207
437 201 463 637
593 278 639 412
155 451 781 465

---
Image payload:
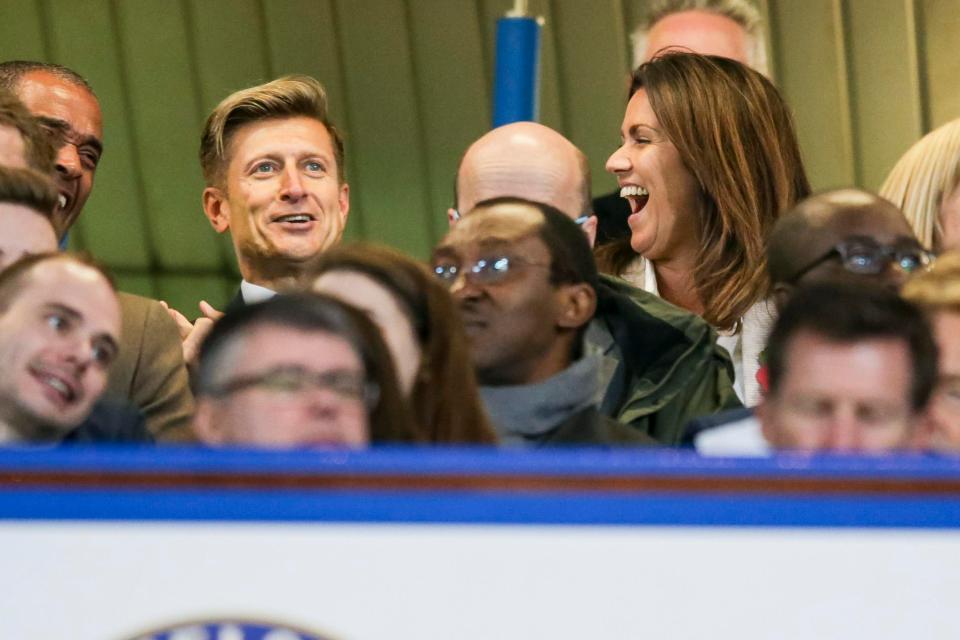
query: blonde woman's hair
902 250 960 313
199 75 344 187
879 118 960 251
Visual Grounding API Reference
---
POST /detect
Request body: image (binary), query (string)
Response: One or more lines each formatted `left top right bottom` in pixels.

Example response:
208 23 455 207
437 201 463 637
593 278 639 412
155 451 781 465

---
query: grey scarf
480 355 603 445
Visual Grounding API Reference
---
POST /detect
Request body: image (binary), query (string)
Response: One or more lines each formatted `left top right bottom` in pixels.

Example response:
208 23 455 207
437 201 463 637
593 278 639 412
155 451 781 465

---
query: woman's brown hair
309 243 497 444
598 53 810 330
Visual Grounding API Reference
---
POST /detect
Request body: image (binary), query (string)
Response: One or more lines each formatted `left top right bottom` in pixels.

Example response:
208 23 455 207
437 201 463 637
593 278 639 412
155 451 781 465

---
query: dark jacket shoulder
62 398 154 445
538 407 659 447
593 274 742 445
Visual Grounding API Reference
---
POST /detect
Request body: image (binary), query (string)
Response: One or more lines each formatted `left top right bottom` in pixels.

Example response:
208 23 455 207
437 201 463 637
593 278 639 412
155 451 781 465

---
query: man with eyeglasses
767 189 933 302
191 294 408 449
432 197 723 447
691 188 935 454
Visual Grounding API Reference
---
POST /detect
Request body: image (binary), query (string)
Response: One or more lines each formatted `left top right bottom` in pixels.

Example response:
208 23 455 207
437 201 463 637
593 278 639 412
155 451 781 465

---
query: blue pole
492 15 541 127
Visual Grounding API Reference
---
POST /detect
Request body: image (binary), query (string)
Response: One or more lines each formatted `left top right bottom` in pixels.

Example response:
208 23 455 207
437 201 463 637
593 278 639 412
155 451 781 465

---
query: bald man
450 121 599 246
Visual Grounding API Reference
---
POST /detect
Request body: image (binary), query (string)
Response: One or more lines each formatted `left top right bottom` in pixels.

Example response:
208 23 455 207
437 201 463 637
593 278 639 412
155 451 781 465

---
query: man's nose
448 271 481 300
605 145 630 174
279 165 306 200
825 408 861 452
56 143 82 180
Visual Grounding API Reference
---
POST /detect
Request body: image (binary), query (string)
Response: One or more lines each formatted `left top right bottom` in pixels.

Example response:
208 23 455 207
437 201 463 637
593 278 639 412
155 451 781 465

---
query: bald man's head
454 122 591 223
768 189 927 305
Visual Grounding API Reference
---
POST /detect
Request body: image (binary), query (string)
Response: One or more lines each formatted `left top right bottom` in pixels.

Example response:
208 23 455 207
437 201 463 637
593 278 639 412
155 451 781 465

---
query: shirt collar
240 280 277 305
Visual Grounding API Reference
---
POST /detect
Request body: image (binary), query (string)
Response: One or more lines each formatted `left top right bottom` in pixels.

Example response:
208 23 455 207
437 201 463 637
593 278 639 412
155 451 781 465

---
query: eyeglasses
432 254 551 287
789 236 935 283
207 365 378 407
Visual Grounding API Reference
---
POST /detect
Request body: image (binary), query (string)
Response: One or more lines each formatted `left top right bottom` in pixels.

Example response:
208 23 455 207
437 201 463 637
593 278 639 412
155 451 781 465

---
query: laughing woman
599 52 810 406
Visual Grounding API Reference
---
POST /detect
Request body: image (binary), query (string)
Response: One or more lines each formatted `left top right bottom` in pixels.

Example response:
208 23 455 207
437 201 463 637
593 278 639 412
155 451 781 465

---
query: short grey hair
630 0 768 75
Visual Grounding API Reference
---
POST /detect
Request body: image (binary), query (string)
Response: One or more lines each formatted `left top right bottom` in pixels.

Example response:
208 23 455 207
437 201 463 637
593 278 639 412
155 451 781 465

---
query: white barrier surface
2 522 958 639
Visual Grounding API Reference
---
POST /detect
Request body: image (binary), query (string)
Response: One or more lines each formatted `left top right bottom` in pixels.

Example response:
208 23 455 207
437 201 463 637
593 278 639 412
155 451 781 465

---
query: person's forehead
0 125 27 168
0 202 57 246
442 204 546 251
646 10 750 62
822 208 915 243
781 331 912 395
16 71 102 137
458 135 584 216
228 116 335 162
238 323 362 369
14 260 119 329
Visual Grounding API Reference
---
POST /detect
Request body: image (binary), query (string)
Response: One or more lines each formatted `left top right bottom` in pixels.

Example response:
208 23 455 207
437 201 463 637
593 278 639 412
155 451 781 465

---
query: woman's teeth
619 186 648 198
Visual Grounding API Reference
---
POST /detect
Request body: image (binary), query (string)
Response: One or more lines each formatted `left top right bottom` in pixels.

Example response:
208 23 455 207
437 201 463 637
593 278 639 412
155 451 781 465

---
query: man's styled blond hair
880 119 960 251
631 0 768 75
199 74 345 187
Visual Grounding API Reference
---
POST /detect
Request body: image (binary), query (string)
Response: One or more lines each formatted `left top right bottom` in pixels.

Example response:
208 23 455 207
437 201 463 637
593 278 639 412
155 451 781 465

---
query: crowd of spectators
0 0 958 456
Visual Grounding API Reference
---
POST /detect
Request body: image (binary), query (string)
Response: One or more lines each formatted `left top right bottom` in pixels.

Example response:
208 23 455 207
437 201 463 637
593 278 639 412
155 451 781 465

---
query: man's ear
772 282 795 314
192 400 224 445
582 215 598 248
555 283 597 330
337 182 350 225
202 187 231 234
757 399 777 447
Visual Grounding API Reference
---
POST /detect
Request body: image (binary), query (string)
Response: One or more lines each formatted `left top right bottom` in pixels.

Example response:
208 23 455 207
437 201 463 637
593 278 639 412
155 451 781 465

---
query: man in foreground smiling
0 253 139 444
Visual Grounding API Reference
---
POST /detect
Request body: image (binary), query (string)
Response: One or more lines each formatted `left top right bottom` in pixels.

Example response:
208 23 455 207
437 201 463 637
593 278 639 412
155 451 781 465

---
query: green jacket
591 274 742 445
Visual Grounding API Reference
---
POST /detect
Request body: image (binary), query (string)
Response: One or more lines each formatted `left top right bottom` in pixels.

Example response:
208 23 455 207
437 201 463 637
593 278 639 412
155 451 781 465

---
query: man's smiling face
0 258 120 439
204 116 349 282
15 71 103 238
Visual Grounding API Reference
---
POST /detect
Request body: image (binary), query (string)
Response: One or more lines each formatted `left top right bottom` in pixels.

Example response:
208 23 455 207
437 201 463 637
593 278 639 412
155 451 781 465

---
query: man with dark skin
0 61 193 442
691 188 935 454
433 198 655 446
767 188 931 307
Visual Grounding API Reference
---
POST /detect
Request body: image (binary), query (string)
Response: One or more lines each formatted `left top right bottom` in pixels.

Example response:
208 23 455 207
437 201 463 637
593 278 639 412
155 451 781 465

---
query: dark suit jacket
105 292 194 442
62 398 154 444
224 289 246 315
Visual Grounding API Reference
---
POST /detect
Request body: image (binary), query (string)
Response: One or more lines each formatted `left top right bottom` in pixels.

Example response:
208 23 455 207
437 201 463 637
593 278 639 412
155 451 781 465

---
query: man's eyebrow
35 115 103 157
42 302 82 322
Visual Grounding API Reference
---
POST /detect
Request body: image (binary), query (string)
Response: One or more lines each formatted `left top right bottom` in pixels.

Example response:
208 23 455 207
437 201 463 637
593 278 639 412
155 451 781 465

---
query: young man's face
15 71 103 237
759 330 922 453
0 259 120 439
204 116 349 283
431 203 568 386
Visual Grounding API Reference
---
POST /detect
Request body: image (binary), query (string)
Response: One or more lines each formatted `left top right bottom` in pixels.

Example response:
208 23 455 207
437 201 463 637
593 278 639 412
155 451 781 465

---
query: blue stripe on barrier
2 488 960 528
0 446 958 479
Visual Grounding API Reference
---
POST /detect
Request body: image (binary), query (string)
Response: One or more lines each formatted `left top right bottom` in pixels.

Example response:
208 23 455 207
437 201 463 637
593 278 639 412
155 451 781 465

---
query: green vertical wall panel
769 0 855 191
552 0 630 198
335 0 433 257
844 0 923 189
408 0 491 240
44 0 151 268
157 273 234 316
114 273 157 300
114 0 219 272
261 0 365 242
0 0 47 62
920 0 960 129
187 0 271 276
